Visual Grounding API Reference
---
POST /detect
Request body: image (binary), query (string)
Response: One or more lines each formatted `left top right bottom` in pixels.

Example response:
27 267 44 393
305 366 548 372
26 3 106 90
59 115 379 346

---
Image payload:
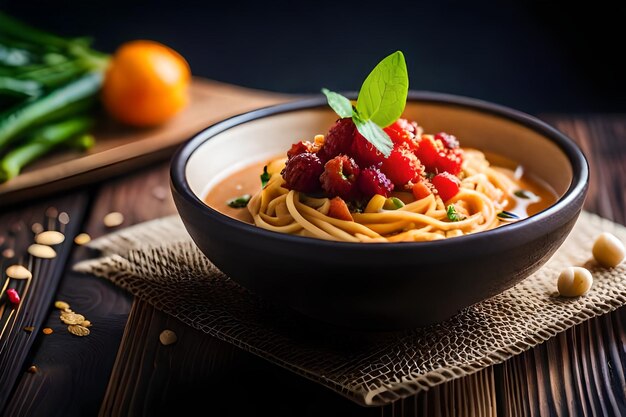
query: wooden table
0 112 624 417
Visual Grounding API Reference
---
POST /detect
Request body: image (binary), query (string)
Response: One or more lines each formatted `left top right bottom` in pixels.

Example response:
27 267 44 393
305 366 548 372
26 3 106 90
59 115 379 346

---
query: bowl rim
171 90 589 250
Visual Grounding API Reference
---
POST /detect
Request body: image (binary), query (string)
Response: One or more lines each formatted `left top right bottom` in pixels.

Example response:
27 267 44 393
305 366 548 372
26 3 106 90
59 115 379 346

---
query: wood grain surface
0 109 624 417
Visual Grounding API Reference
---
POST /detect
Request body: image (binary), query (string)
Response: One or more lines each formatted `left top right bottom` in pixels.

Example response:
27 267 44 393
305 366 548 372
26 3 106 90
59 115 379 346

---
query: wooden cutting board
0 77 294 207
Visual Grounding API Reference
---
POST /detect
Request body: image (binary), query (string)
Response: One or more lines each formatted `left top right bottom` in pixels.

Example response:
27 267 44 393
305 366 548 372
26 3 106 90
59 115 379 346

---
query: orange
102 40 191 127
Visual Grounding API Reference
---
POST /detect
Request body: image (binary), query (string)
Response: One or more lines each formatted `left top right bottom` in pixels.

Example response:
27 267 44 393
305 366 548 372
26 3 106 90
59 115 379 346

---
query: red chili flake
6 288 20 305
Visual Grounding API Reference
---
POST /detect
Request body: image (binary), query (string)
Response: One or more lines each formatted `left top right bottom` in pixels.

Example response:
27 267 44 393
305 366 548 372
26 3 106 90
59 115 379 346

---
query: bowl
170 91 589 331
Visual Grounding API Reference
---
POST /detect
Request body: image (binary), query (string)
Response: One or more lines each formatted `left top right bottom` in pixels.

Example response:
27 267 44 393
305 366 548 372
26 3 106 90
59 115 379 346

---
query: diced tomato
431 172 461 202
411 181 432 200
384 119 418 150
328 197 354 221
434 148 463 175
381 144 423 186
414 135 441 172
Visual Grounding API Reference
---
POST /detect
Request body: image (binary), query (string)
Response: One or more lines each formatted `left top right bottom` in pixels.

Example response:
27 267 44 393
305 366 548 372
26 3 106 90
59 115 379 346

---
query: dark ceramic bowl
170 92 589 331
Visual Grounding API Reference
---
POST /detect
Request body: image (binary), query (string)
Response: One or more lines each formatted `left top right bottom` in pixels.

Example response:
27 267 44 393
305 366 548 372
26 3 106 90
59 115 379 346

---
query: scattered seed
42 328 53 335
45 207 58 218
27 365 38 374
6 265 32 280
27 244 57 259
67 324 90 337
152 186 168 201
159 329 177 346
35 231 65 246
60 311 85 325
103 212 124 228
6 288 20 305
23 326 34 333
80 320 92 327
2 248 15 258
58 212 70 225
74 233 91 245
31 223 44 234
54 301 70 310
10 222 22 234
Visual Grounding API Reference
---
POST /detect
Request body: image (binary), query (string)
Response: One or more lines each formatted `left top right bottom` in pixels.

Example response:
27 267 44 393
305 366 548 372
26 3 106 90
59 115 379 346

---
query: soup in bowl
170 92 588 330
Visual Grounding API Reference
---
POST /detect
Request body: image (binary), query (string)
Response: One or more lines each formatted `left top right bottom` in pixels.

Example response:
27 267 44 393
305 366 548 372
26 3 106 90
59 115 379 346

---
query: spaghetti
247 148 522 242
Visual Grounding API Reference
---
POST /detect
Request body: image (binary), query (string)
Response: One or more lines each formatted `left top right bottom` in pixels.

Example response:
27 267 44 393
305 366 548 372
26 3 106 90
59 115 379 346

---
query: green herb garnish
514 190 532 199
446 205 465 222
260 165 270 188
226 194 251 208
497 210 520 221
321 50 409 158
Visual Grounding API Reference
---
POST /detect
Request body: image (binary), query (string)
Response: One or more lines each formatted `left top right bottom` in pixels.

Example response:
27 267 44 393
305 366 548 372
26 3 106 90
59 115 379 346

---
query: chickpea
592 232 625 268
557 266 593 297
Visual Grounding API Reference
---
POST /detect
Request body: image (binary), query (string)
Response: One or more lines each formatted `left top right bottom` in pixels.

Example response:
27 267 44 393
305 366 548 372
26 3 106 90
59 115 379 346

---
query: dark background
4 0 625 115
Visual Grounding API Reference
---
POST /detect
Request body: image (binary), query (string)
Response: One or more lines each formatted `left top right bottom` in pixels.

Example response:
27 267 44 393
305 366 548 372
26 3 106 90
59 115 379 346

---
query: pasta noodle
247 149 521 242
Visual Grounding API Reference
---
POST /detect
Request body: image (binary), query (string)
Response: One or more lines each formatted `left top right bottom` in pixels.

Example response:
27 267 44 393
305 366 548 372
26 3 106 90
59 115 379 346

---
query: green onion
0 116 94 181
0 71 102 150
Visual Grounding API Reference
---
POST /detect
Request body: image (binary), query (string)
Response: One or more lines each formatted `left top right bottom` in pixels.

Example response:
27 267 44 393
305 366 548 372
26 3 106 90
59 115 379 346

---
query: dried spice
60 311 85 325
67 324 90 337
6 288 20 305
54 300 70 310
42 328 53 335
54 301 92 336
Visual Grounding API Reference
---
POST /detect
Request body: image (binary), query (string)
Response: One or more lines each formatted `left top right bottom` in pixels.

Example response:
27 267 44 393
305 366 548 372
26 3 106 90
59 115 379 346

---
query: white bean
557 266 593 297
592 232 625 268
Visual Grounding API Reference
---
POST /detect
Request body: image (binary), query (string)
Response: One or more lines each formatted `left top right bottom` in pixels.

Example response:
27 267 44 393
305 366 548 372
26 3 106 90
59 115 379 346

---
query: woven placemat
73 211 626 407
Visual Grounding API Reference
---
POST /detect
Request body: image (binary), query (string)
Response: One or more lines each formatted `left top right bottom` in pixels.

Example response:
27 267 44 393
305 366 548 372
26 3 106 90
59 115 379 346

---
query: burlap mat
73 211 626 407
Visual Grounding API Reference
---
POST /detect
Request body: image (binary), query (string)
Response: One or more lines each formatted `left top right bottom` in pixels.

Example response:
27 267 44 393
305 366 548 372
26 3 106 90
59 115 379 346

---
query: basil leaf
356 50 408 128
260 166 270 188
353 116 393 157
227 194 251 208
321 88 353 118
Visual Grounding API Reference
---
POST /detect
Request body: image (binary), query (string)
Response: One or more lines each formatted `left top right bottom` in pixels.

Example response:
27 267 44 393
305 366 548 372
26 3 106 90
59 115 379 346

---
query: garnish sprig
321 50 409 158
